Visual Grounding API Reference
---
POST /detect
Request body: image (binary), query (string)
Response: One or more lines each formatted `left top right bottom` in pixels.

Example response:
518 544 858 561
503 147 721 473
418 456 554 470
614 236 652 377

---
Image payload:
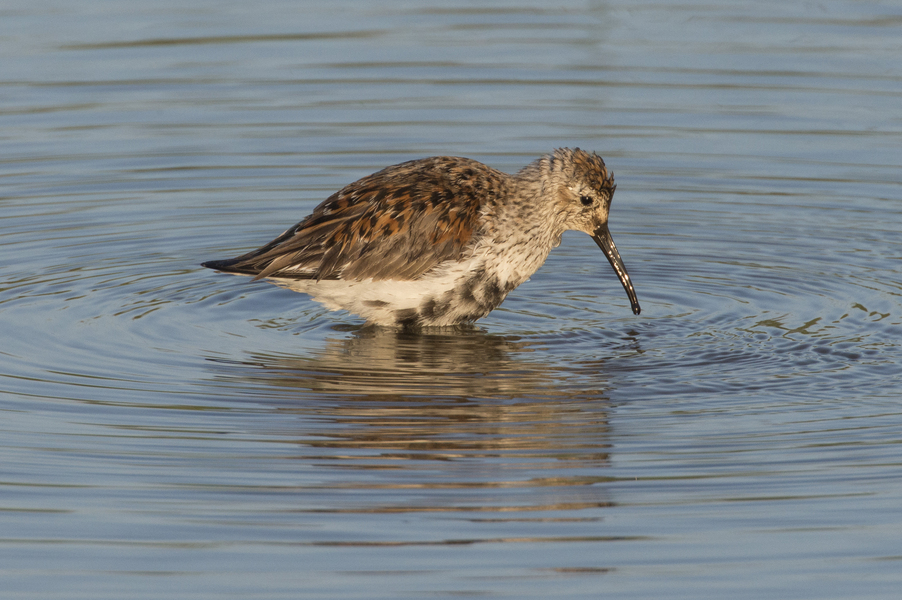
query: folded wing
202 156 502 282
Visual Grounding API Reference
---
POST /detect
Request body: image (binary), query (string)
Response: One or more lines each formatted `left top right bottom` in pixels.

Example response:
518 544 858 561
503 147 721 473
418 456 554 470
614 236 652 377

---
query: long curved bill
591 224 641 315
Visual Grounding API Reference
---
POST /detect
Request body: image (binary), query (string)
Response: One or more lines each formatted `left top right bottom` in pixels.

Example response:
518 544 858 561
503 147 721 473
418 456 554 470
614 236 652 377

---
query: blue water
2 1 902 598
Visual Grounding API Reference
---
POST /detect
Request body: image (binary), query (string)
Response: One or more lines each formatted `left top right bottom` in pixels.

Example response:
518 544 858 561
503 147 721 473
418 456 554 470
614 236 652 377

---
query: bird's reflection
207 326 617 467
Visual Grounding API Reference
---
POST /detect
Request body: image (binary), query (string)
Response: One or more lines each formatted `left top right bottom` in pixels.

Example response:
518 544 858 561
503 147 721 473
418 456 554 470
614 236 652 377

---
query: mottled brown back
206 156 509 281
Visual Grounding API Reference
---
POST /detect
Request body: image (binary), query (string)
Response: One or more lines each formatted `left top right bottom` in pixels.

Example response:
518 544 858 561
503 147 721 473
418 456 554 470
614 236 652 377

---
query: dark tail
201 258 260 276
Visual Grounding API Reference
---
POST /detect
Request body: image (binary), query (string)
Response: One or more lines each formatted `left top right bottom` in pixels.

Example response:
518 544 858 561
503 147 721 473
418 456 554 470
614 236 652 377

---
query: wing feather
204 156 508 281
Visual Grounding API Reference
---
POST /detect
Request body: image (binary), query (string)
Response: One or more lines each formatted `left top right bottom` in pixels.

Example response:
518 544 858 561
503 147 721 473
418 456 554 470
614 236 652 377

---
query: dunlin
202 148 640 327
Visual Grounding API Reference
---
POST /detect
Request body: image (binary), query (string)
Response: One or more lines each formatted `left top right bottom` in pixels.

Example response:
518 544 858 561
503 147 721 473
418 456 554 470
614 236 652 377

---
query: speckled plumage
202 148 640 327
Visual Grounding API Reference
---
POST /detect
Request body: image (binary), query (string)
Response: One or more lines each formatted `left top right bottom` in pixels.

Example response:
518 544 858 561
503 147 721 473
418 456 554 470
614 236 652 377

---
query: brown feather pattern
206 156 509 282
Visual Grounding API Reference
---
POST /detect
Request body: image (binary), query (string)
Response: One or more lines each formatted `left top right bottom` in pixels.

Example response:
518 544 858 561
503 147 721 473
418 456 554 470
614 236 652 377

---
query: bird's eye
580 195 594 207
